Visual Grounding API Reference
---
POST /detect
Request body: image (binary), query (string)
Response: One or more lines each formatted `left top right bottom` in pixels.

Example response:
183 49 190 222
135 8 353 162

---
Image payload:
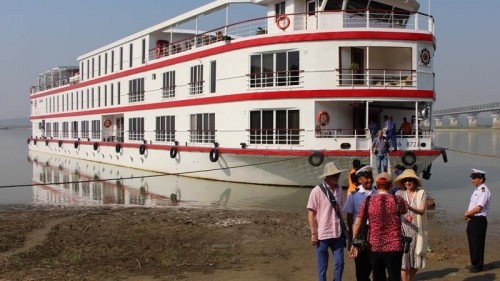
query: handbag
393 194 412 253
352 196 371 251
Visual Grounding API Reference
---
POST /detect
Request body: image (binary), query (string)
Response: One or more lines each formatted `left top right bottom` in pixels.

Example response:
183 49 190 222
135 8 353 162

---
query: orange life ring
103 119 112 128
276 15 290 30
317 111 330 126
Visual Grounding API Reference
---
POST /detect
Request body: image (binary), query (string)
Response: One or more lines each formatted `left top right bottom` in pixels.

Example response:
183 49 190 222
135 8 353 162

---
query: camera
402 236 412 253
352 237 368 250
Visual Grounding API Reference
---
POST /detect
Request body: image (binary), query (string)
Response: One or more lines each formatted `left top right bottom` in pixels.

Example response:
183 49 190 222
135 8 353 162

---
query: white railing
337 69 415 87
149 10 434 61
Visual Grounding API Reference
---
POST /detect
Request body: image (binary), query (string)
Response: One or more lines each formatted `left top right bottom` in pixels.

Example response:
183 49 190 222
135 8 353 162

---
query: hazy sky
1 0 499 119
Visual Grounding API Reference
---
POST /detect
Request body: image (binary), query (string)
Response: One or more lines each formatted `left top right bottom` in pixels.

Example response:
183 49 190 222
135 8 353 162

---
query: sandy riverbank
0 205 498 281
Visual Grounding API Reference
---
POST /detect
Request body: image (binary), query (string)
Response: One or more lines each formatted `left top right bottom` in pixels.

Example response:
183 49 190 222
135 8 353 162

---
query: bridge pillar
434 117 443 127
467 113 479 128
492 111 500 129
449 115 459 127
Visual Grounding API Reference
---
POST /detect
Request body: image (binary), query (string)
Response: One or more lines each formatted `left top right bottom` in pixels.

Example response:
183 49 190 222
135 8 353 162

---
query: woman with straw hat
394 169 428 281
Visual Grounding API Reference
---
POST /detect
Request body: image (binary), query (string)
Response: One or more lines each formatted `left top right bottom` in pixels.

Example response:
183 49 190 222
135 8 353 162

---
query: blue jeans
376 155 388 173
316 237 345 281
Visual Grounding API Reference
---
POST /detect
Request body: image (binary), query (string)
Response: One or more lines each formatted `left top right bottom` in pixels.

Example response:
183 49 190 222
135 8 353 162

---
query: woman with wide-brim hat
394 169 428 281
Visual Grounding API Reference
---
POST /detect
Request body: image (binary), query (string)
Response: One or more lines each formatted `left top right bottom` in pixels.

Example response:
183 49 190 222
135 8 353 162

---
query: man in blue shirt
343 166 377 281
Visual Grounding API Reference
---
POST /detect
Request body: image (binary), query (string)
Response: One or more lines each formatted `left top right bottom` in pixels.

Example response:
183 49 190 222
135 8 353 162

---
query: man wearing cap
342 166 377 281
464 169 491 273
308 162 347 281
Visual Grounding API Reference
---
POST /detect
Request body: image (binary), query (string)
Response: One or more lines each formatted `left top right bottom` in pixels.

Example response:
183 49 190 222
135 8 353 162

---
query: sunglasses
403 179 415 183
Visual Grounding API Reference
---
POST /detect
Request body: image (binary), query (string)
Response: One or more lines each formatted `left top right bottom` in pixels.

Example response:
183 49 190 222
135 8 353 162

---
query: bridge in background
433 102 500 128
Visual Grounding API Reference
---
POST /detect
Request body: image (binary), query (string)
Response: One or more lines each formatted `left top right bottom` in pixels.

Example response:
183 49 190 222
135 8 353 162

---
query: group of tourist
307 161 491 281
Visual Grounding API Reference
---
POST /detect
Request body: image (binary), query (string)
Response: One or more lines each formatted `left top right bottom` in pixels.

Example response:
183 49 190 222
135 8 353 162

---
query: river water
1 128 499 222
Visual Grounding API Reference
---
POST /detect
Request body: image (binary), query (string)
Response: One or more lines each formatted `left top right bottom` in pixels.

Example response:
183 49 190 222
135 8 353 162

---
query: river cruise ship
28 0 444 186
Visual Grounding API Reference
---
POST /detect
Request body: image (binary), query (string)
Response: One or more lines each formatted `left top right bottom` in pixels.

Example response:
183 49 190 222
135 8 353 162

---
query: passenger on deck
400 117 412 136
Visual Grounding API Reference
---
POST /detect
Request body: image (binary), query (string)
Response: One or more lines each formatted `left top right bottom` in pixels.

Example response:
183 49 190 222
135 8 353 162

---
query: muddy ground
0 205 499 281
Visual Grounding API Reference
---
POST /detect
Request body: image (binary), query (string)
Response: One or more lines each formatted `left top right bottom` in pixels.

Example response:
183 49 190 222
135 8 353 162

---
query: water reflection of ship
29 151 309 210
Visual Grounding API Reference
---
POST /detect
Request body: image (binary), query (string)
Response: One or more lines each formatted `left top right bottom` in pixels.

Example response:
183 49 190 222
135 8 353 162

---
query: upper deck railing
31 9 433 94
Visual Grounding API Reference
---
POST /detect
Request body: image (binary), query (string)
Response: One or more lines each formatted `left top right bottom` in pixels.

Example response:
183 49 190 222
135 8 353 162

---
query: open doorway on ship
102 115 124 142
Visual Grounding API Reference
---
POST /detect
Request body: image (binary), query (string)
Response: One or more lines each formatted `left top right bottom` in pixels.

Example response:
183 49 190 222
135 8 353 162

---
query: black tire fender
139 144 146 155
58 140 63 148
170 146 178 158
93 142 99 151
308 151 324 167
209 148 219 162
74 141 79 149
440 148 448 163
115 143 122 153
402 150 417 166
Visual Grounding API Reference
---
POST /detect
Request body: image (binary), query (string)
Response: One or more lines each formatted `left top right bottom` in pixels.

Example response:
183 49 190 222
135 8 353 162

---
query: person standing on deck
387 115 397 150
372 130 389 174
464 169 491 273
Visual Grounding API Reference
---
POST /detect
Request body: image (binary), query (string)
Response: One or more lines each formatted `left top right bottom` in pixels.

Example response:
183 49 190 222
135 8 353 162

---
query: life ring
74 141 79 149
308 151 324 167
209 148 219 162
276 15 290 30
103 119 112 128
317 111 330 126
58 140 63 148
401 150 417 166
93 142 99 151
170 146 178 158
115 143 122 153
139 144 146 155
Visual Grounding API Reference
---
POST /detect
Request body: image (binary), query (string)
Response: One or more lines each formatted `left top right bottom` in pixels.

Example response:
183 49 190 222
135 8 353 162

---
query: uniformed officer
342 166 377 281
464 168 491 273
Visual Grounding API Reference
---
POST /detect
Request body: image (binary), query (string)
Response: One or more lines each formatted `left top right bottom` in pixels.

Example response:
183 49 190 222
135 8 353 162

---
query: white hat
470 168 486 178
471 168 486 175
318 162 347 178
355 166 373 176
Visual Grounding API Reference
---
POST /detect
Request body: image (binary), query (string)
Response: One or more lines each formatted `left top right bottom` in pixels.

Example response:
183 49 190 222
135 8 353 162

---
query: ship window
117 82 121 105
119 47 123 70
162 71 176 98
91 120 101 140
155 115 175 142
105 53 108 75
128 78 145 103
81 121 89 139
71 121 78 139
128 117 145 141
346 0 369 10
110 84 114 106
250 50 300 88
189 65 204 95
210 61 216 93
307 1 316 16
249 109 300 145
53 122 59 138
46 123 51 138
275 1 286 16
62 122 69 138
104 85 108 106
129 43 133 68
98 55 101 76
111 50 115 73
91 88 95 108
189 113 215 143
324 0 342 11
98 87 101 107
